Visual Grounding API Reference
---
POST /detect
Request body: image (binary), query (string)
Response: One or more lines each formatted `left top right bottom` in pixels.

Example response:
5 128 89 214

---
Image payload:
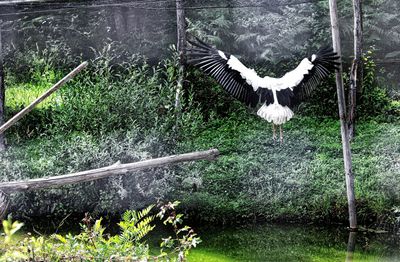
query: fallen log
0 149 219 194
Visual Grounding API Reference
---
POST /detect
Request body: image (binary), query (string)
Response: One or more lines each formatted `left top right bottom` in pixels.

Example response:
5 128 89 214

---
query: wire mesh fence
0 0 398 93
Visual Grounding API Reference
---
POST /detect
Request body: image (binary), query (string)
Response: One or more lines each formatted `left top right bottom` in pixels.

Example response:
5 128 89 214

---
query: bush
1 47 209 219
0 130 179 219
358 49 393 119
5 45 204 142
0 202 200 261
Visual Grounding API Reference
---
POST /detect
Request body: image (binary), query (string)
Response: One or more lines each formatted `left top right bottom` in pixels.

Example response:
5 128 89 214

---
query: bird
186 37 340 143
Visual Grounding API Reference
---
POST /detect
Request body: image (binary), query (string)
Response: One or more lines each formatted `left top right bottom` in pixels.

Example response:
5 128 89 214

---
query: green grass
176 115 400 224
189 250 236 262
5 83 61 110
5 65 63 110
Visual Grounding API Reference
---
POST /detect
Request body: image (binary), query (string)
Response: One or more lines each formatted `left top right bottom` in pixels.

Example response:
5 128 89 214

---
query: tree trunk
175 0 186 110
0 23 5 151
348 0 363 140
329 0 357 230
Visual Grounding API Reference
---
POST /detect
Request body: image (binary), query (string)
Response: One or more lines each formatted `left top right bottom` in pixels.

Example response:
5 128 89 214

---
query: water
4 222 399 261
185 224 400 262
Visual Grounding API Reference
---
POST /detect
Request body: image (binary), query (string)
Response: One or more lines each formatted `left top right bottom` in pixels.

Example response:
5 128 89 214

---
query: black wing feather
293 46 339 102
186 37 259 107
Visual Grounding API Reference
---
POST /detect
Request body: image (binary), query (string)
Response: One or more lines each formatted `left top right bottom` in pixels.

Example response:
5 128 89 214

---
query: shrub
0 202 200 261
358 49 392 119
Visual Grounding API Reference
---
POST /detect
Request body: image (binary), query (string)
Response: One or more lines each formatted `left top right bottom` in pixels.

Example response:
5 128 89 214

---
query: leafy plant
157 201 201 261
2 216 24 244
357 48 391 119
0 203 200 261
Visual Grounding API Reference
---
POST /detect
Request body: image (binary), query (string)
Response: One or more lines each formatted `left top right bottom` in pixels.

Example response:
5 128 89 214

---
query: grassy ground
176 113 400 224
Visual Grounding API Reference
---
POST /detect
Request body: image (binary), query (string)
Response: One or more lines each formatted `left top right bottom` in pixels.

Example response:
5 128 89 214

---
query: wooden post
348 0 363 140
0 62 88 135
0 149 220 194
329 0 357 230
0 21 5 151
345 232 357 262
175 0 186 110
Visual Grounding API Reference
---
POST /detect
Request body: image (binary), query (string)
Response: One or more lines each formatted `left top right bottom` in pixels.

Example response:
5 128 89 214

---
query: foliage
1 217 24 244
0 130 177 218
175 115 400 225
157 201 201 260
188 1 317 64
1 48 204 219
1 42 398 226
5 45 203 142
0 203 200 261
358 49 393 119
2 5 175 74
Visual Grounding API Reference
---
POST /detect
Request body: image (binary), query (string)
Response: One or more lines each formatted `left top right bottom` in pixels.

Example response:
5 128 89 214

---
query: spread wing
187 37 339 108
291 47 340 99
186 37 261 107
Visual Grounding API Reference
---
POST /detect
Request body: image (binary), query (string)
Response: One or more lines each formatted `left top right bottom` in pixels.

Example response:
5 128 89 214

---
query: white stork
187 37 339 143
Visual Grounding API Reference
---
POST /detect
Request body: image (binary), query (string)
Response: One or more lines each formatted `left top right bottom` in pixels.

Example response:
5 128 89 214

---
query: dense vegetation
0 2 398 248
0 1 398 261
0 42 398 228
1 202 201 261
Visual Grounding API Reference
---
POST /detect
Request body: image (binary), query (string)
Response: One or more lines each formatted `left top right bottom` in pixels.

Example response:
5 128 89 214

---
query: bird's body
187 37 339 142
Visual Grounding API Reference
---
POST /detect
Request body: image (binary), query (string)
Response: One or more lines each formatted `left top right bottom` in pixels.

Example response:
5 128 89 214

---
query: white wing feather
264 58 314 91
226 55 268 91
225 54 314 92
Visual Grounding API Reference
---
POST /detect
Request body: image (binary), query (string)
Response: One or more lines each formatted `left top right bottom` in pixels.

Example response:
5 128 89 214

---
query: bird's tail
257 103 294 125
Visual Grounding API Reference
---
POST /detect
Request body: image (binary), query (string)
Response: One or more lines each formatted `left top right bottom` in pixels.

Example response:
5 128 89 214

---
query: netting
0 0 399 96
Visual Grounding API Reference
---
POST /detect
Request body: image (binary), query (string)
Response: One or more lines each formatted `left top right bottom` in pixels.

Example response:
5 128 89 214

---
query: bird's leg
272 124 277 142
279 125 284 144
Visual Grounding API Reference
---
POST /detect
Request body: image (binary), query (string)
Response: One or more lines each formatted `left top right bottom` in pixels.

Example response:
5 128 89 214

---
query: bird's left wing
270 47 340 97
186 37 262 107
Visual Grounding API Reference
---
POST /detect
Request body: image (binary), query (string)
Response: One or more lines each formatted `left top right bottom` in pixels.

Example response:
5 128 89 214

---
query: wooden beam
0 149 220 194
0 61 88 135
329 0 357 230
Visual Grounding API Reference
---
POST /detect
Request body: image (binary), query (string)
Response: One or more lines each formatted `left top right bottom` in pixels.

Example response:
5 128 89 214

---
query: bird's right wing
186 37 264 107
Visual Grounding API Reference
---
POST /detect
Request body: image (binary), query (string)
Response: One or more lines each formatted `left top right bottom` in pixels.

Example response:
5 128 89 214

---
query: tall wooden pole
348 0 363 140
175 0 186 110
345 232 357 262
329 0 357 230
0 21 5 151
